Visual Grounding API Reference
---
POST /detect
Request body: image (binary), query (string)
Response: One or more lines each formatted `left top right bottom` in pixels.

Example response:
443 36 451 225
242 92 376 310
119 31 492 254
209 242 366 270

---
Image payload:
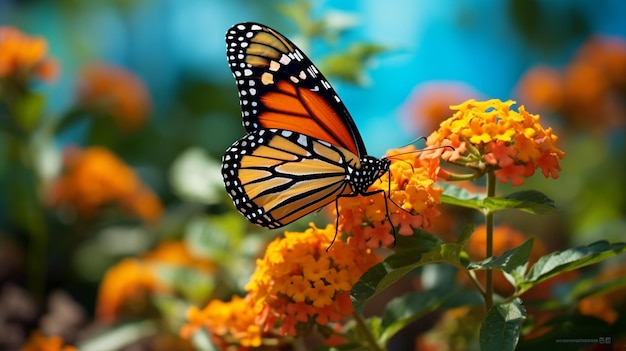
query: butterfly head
347 156 391 195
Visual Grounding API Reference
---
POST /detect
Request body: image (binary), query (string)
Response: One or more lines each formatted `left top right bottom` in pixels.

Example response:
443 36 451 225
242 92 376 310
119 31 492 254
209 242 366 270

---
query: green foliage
480 299 526 351
380 289 483 344
350 185 626 349
320 43 388 85
2 1 626 350
441 185 558 215
517 241 626 294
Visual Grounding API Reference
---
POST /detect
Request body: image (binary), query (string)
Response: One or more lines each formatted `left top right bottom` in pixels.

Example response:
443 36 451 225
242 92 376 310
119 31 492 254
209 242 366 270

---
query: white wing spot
297 134 307 146
279 54 291 65
269 60 280 72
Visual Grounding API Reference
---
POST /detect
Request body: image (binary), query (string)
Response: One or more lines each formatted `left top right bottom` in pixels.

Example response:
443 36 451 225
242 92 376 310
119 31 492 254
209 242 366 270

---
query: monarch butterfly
221 22 392 230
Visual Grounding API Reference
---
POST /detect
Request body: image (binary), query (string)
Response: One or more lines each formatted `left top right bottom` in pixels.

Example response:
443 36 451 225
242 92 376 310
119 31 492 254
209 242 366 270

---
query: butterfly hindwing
225 22 367 157
221 128 359 228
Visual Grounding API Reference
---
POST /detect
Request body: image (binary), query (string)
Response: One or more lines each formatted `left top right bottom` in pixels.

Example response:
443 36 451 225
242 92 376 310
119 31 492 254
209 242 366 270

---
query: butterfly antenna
384 157 415 173
423 144 456 153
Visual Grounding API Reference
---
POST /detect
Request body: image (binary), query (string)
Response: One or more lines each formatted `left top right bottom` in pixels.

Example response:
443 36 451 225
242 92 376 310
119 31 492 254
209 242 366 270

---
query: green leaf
351 230 470 313
468 239 533 279
483 190 558 215
381 290 441 341
379 289 483 344
480 299 526 351
185 213 245 263
567 275 626 303
440 184 486 211
154 264 215 304
519 241 626 292
456 223 476 245
320 43 387 84
14 91 44 132
440 187 557 215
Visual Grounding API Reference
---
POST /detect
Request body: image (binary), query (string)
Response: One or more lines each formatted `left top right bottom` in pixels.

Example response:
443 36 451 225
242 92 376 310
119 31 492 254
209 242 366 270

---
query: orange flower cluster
0 26 58 82
181 224 380 348
181 295 263 349
516 36 626 131
246 224 379 336
97 240 215 323
77 63 152 131
424 99 564 186
337 146 443 248
20 331 77 351
96 258 162 323
48 147 162 222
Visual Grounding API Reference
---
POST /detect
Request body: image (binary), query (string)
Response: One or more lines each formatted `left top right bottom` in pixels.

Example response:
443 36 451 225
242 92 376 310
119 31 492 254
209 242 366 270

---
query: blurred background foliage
0 0 625 350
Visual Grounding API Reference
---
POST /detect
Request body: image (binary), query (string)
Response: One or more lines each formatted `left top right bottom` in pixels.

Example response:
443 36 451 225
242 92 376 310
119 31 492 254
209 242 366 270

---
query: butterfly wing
225 22 367 157
222 129 359 228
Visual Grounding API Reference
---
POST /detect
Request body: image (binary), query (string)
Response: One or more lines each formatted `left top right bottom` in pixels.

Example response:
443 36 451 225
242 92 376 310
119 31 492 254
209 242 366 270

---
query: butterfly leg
333 189 398 248
361 188 398 247
326 200 342 251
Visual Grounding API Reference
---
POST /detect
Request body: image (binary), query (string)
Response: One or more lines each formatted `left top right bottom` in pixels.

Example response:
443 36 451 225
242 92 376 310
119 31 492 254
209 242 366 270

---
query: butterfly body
222 22 390 229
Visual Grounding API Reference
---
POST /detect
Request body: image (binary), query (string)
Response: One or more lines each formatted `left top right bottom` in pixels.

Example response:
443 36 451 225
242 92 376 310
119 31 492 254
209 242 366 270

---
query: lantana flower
97 240 215 324
247 223 379 336
423 99 565 186
516 36 626 131
77 63 152 131
48 146 163 222
336 146 443 249
96 258 164 323
181 295 263 349
20 331 77 351
0 26 58 83
181 224 380 348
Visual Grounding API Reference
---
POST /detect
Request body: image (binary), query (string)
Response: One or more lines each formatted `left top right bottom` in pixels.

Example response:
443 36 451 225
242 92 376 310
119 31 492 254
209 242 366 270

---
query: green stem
484 170 496 310
353 313 384 351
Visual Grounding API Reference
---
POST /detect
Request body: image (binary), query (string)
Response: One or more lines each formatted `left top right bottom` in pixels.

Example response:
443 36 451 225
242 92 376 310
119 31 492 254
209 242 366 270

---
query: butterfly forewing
225 22 367 157
222 129 359 228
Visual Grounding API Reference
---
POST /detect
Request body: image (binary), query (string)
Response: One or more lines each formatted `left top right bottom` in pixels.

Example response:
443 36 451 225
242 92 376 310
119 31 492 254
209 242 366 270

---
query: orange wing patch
257 81 360 155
